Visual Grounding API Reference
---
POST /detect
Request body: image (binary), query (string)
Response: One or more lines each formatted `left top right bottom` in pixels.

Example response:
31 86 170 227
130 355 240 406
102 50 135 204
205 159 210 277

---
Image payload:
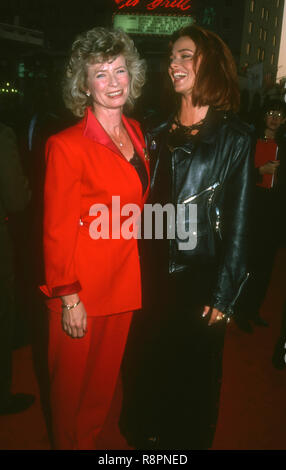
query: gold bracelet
62 299 81 310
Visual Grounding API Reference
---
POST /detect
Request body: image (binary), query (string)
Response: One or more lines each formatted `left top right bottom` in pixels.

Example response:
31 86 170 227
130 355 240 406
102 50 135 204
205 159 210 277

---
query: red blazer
40 108 150 317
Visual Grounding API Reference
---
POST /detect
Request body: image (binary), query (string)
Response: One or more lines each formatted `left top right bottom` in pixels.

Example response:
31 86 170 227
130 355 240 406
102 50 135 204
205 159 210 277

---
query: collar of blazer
83 107 147 164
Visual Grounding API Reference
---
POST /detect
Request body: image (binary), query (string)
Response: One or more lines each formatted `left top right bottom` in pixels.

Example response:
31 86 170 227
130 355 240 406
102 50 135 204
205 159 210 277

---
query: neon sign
115 0 191 11
113 14 194 35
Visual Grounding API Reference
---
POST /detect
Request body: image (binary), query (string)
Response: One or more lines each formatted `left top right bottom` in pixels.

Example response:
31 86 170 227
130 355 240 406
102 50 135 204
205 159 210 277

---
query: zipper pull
215 207 221 233
208 190 215 204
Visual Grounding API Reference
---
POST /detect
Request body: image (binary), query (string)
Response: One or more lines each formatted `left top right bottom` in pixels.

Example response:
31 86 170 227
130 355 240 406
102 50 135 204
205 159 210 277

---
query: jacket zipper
230 272 250 307
215 206 222 239
183 182 221 243
182 182 220 204
170 181 221 273
175 146 192 154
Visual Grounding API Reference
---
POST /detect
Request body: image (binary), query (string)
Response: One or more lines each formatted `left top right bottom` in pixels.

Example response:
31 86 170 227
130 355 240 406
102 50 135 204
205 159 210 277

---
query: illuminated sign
113 14 193 35
114 0 191 11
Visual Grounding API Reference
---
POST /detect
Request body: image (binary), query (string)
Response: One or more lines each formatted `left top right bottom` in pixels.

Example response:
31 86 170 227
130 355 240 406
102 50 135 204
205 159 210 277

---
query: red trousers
48 310 132 449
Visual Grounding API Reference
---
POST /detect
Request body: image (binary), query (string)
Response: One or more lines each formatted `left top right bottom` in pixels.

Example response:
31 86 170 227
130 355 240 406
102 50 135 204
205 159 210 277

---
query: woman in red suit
40 27 148 449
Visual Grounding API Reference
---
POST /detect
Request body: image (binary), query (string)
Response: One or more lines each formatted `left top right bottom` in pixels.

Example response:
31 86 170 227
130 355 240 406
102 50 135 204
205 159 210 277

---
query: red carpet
0 249 286 450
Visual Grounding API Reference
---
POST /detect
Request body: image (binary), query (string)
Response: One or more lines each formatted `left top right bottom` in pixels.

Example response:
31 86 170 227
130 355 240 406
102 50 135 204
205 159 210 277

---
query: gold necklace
110 129 125 148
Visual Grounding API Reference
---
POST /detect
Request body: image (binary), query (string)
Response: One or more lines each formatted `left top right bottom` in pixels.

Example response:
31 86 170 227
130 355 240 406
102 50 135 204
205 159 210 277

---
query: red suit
41 108 149 449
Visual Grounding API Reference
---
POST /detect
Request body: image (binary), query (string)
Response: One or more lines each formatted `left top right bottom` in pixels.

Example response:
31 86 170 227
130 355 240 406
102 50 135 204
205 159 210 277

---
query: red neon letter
169 0 178 7
178 0 191 10
118 0 140 9
147 0 164 10
146 0 191 10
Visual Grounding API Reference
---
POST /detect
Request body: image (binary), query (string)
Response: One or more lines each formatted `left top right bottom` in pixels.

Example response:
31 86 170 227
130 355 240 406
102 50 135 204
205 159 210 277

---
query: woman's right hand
61 294 87 338
259 160 280 175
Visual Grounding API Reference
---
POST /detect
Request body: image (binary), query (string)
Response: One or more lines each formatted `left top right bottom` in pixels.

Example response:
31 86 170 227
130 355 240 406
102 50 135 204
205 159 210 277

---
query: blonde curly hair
63 27 146 118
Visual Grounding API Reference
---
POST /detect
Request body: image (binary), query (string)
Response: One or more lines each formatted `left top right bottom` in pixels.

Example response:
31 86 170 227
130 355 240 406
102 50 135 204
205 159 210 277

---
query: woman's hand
259 160 280 175
202 305 226 326
61 294 87 338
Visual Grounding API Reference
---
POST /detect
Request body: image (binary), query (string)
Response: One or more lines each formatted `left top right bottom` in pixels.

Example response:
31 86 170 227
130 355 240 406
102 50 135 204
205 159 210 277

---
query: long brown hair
169 25 240 112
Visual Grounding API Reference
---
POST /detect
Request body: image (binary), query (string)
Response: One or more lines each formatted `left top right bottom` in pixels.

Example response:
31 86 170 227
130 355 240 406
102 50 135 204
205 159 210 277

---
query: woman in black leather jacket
120 24 254 450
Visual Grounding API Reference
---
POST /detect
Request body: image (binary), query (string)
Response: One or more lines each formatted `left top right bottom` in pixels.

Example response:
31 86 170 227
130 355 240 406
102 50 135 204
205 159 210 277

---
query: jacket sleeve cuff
39 281 82 298
212 300 234 317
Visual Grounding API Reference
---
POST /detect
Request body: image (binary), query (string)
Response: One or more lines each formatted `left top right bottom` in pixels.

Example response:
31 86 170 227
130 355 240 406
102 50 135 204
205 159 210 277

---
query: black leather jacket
146 108 254 316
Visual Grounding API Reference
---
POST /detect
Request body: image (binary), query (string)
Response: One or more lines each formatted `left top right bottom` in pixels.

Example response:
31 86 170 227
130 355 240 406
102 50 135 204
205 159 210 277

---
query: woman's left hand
202 305 226 326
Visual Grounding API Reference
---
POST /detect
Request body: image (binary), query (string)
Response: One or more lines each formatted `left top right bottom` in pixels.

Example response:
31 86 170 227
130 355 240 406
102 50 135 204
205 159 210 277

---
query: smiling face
168 36 199 97
86 55 130 112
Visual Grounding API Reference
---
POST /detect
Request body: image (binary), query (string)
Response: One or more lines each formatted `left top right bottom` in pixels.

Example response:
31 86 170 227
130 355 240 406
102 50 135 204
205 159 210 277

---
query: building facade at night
235 0 284 84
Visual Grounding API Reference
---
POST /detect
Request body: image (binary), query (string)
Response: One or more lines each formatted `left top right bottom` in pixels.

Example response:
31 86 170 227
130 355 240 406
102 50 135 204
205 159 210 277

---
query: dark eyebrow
178 48 194 53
